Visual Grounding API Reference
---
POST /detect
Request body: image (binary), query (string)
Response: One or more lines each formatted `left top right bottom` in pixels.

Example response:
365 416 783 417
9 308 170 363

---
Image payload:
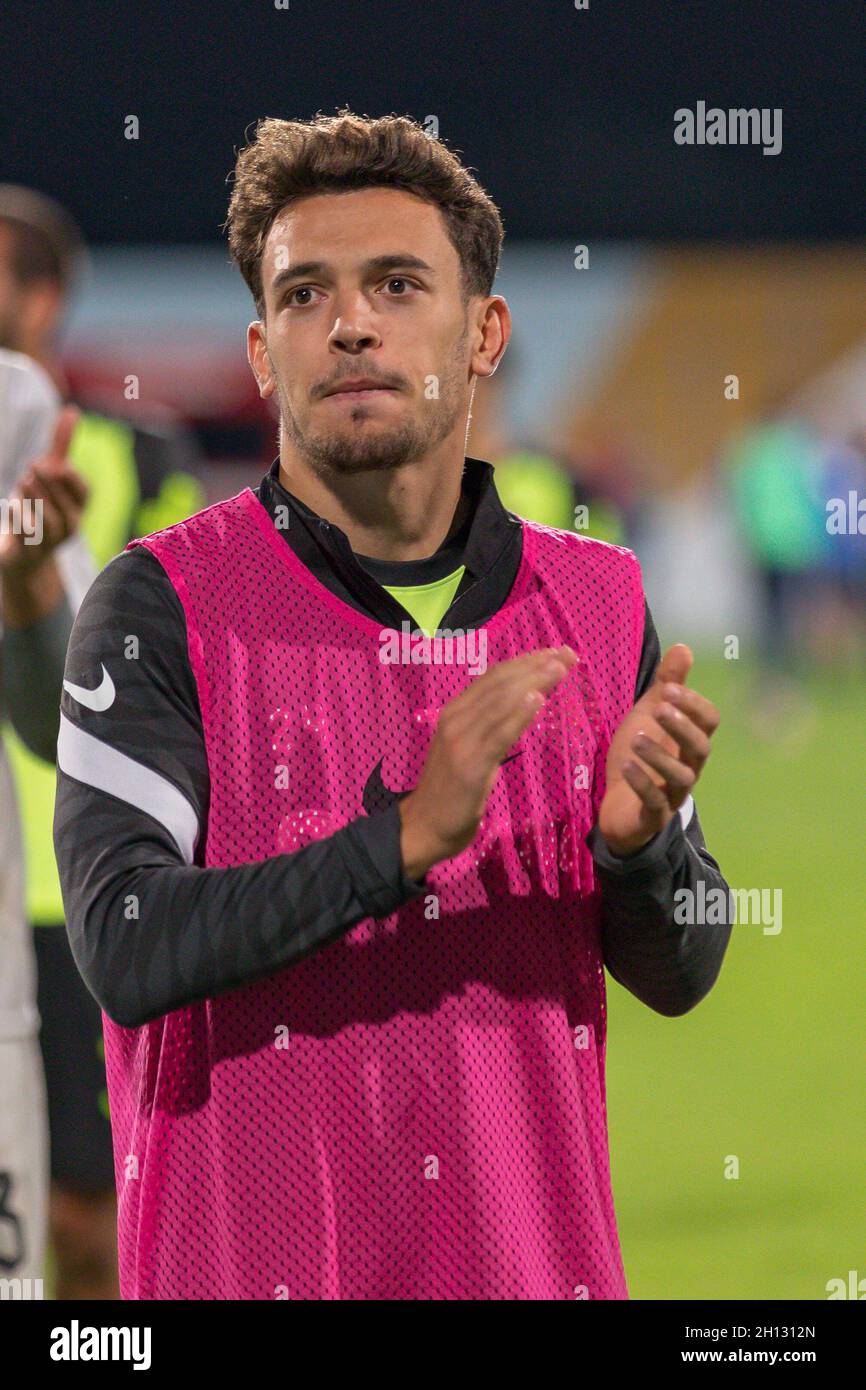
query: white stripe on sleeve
57 712 199 864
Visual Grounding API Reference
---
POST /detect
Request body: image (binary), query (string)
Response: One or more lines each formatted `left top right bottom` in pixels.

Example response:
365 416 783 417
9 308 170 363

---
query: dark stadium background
2 0 865 242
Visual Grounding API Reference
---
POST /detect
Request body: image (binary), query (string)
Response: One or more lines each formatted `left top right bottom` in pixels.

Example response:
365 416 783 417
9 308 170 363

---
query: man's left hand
597 643 721 857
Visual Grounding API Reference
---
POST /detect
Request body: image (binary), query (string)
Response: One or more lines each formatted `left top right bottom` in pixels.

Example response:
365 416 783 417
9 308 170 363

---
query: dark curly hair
225 109 504 319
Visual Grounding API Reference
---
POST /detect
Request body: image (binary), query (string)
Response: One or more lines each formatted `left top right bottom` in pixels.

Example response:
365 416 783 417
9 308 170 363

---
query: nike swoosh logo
362 758 410 815
63 663 116 713
362 750 523 815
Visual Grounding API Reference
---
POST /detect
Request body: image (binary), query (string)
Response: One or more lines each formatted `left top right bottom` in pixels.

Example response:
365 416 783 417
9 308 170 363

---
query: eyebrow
270 253 436 295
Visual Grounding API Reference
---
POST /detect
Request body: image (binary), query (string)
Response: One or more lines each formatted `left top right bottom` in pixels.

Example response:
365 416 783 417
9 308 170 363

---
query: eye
382 276 418 296
285 285 321 307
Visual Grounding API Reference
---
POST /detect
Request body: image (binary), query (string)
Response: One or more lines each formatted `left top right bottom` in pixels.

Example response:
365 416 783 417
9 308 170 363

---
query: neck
278 445 468 561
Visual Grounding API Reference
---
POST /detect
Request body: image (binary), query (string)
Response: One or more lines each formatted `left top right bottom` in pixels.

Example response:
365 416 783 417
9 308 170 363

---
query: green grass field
607 653 865 1300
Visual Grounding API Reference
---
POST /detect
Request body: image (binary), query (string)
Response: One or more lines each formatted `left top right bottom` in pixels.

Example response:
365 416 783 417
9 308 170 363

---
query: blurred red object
63 337 275 464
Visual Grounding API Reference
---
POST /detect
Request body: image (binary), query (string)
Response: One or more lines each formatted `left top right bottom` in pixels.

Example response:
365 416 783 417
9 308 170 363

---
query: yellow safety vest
2 411 205 925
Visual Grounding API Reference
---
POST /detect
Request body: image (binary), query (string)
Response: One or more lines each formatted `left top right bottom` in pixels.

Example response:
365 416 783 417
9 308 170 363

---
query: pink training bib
105 489 644 1300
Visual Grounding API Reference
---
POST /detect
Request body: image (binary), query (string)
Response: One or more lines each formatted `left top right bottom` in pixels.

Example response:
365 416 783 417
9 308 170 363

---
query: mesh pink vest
106 487 645 1300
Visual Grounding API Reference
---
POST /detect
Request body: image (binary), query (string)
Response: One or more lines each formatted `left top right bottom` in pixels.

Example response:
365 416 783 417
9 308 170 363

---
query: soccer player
0 184 206 1298
0 349 87 1289
55 111 731 1300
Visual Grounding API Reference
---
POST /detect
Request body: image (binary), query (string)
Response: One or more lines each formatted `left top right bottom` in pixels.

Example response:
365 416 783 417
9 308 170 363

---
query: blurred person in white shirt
0 348 90 1292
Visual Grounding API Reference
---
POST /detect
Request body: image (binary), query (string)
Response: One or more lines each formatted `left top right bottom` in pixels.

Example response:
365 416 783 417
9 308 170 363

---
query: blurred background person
724 414 829 734
0 185 207 1299
473 344 643 543
814 426 866 670
494 445 575 529
0 351 87 1294
493 436 640 544
469 344 577 529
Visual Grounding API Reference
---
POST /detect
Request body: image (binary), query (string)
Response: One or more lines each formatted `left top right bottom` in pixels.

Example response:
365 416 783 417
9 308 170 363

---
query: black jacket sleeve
588 598 733 1016
1 592 74 763
54 548 427 1028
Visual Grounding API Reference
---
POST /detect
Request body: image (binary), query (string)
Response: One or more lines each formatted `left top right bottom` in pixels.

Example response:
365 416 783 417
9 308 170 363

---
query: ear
470 295 511 382
247 321 275 399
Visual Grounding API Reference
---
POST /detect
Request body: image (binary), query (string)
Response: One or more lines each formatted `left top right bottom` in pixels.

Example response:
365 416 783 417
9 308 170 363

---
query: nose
327 321 381 354
326 297 382 354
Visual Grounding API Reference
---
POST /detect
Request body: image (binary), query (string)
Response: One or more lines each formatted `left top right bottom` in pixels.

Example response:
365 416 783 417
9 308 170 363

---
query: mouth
325 387 397 402
323 379 399 402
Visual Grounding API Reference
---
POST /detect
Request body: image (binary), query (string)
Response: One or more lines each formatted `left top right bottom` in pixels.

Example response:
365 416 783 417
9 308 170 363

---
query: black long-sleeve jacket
53 456 732 1028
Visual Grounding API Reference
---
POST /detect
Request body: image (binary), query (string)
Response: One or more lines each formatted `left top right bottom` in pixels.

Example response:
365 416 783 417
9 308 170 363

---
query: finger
22 473 75 547
50 465 89 508
433 683 542 803
627 710 680 759
652 643 693 692
449 646 576 725
659 684 720 735
476 645 578 690
434 647 579 782
631 733 697 790
32 495 65 548
46 405 81 464
482 646 578 696
11 467 36 499
654 704 712 767
501 649 576 704
71 473 89 508
485 686 548 765
11 470 44 511
27 467 69 523
621 759 673 815
468 657 571 762
31 461 88 514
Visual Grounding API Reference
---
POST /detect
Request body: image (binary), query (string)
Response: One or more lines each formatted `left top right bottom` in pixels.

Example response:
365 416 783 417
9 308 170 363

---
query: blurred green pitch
607 654 865 1300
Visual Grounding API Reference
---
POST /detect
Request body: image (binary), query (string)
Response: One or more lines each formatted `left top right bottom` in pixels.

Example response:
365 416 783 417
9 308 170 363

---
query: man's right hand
398 645 577 880
0 405 87 576
0 405 89 628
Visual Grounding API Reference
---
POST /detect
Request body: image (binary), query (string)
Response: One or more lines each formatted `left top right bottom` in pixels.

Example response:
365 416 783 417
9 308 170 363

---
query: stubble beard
276 337 469 479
